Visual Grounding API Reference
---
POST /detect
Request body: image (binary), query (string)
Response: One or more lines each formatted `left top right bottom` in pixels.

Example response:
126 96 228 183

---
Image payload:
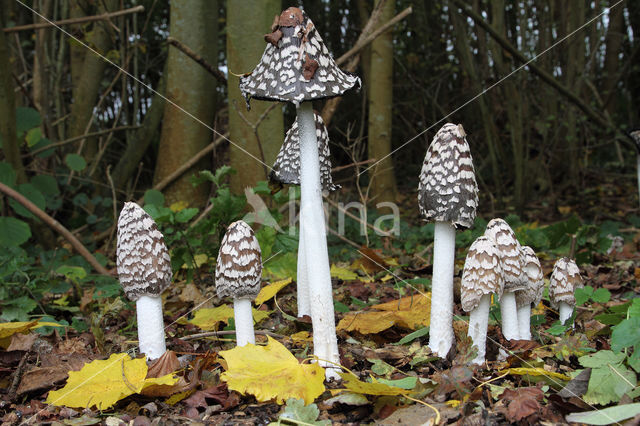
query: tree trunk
227 0 283 193
153 0 218 206
0 11 27 184
601 2 624 113
367 0 397 203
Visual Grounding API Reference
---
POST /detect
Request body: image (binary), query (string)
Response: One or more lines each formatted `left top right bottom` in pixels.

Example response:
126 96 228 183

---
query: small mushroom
240 6 360 379
515 246 544 340
269 112 339 319
418 123 479 357
215 221 263 346
484 218 526 345
549 257 584 325
461 236 504 365
117 202 172 360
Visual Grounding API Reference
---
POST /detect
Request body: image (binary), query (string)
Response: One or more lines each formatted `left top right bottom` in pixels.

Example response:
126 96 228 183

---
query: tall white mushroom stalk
269 113 340 318
461 236 504 365
215 221 263 347
239 6 360 379
549 257 584 325
116 202 173 360
418 123 479 358
483 218 525 349
515 245 544 340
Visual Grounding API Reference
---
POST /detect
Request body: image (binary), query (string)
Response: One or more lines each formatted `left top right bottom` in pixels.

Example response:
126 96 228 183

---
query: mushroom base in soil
233 298 255 346
428 221 456 357
136 295 167 360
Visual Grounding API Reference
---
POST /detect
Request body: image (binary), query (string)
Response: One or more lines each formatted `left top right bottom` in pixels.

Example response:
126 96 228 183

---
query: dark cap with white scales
239 7 360 108
116 202 172 300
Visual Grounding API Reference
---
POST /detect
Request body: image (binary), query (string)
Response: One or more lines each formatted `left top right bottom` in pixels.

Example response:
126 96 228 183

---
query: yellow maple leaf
220 336 325 404
255 278 293 305
189 306 271 331
337 294 431 334
0 321 66 348
499 367 571 381
337 372 407 396
46 353 177 409
330 264 358 281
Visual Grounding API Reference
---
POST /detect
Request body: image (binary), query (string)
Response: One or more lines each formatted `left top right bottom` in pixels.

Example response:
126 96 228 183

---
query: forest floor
1 174 640 425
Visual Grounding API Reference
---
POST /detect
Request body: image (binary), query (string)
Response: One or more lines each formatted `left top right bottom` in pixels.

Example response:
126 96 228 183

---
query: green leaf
565 403 640 425
396 327 430 345
16 107 41 135
175 207 198 223
56 265 87 283
579 350 626 368
0 296 37 321
376 377 417 390
30 137 55 158
276 398 329 426
582 363 636 405
334 301 350 313
65 153 87 172
546 323 569 336
253 180 271 195
144 189 165 207
263 252 297 280
543 214 581 249
591 288 611 303
0 217 31 247
0 162 16 187
369 358 394 376
31 175 60 197
8 183 46 220
25 127 42 147
256 225 276 260
611 318 640 352
575 286 594 306
628 298 640 318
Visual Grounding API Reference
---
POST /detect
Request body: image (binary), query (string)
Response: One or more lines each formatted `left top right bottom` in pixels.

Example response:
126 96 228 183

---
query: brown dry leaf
147 350 181 379
353 246 389 274
499 387 544 422
337 295 430 334
17 366 70 395
143 351 190 398
184 383 239 412
6 333 36 352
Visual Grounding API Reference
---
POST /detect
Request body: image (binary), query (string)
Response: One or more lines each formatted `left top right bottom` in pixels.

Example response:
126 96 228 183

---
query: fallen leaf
337 295 430 334
499 387 544 422
220 336 325 404
17 366 70 395
566 402 640 425
330 264 358 281
46 353 178 409
188 306 270 330
336 372 407 396
184 383 239 412
6 333 36 351
255 278 293 305
499 367 571 381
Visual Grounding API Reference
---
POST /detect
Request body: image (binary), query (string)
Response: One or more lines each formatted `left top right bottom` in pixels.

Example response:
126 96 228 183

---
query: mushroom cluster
116 202 172 360
240 6 360 380
418 123 479 358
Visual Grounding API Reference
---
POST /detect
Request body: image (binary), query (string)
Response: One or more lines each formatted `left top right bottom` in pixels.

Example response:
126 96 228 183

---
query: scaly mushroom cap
269 112 339 192
418 123 479 228
461 236 504 312
484 218 526 292
116 202 172 300
630 129 640 151
549 257 583 308
215 221 263 300
239 7 360 107
516 245 544 308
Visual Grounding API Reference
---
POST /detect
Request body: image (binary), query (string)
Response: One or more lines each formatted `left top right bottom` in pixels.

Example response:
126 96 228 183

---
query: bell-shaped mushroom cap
418 123 479 228
215 221 263 300
239 7 360 107
549 257 583 308
269 112 339 192
516 245 544 308
116 202 172 300
484 218 526 292
461 236 504 312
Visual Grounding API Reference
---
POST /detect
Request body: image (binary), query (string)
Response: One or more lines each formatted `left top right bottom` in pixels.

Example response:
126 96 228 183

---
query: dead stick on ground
0 182 111 276
167 37 227 84
4 5 144 32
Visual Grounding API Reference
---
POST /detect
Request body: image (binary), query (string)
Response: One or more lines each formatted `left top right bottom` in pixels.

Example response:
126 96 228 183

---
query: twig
167 37 227 84
331 158 376 173
0 182 111 276
3 6 145 33
180 330 283 341
8 352 29 400
328 226 360 248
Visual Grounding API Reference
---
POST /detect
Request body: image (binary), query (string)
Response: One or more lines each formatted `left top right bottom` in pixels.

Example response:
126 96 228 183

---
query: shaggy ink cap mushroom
117 202 172 300
483 218 525 292
516 245 544 309
461 236 504 312
269 112 339 192
549 257 583 309
215 221 263 300
239 7 361 108
418 123 479 228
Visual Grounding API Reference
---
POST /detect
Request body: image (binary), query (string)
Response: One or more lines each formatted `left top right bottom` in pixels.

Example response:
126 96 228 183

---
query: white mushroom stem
428 221 456 358
296 214 311 317
233 298 255 346
517 304 532 340
500 292 520 341
136 295 166 360
468 294 490 365
559 301 574 325
297 101 340 380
